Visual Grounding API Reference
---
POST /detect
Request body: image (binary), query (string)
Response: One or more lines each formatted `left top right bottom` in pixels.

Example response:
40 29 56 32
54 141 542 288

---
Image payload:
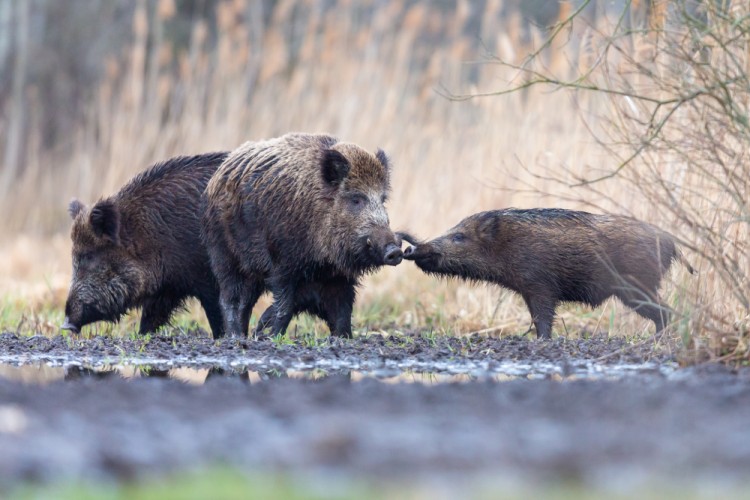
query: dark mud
0 332 676 378
2 332 749 492
1 366 750 490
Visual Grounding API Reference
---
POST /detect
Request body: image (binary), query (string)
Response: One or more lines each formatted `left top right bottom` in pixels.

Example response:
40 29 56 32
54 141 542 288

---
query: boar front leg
267 278 298 338
198 293 225 339
219 279 262 338
319 279 356 339
523 293 557 340
139 294 184 334
254 284 334 338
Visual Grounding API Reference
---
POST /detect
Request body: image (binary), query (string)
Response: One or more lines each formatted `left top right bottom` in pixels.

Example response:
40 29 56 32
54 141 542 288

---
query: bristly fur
403 208 694 339
65 152 228 337
202 132 401 339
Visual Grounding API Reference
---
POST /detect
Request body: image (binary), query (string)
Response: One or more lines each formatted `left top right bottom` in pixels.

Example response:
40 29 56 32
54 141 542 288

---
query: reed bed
0 1 739 352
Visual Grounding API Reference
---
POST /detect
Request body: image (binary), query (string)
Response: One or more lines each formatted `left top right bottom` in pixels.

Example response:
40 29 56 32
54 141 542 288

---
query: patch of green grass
397 334 415 347
0 299 216 339
263 368 286 378
354 300 401 331
668 285 695 348
10 468 745 500
288 313 328 338
421 329 439 348
0 297 66 336
295 331 330 348
10 469 371 500
419 299 453 335
271 332 296 347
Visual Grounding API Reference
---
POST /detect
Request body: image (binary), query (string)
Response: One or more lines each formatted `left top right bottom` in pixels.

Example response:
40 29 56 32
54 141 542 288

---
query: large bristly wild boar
400 209 694 339
202 133 403 338
62 152 228 337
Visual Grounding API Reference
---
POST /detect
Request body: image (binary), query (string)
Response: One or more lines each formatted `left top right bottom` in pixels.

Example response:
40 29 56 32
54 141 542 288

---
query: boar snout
61 317 80 334
383 243 403 266
63 298 83 333
396 231 423 261
365 228 403 266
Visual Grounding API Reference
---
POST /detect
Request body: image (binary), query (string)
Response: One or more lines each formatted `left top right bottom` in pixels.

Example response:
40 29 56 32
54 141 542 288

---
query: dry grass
0 1 712 340
465 1 750 360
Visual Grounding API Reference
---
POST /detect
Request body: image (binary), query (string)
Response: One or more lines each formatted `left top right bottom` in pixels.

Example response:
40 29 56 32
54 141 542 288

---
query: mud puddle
0 359 677 386
0 331 678 383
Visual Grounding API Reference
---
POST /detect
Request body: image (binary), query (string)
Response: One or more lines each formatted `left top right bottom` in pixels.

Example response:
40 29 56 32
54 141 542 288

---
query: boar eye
451 233 466 243
348 194 367 208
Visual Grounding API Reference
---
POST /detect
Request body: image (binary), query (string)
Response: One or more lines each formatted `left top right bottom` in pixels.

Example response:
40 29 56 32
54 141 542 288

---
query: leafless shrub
459 0 749 358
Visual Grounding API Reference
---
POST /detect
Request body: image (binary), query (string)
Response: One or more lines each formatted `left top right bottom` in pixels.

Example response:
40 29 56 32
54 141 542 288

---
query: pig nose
61 317 80 334
404 245 415 257
383 243 403 266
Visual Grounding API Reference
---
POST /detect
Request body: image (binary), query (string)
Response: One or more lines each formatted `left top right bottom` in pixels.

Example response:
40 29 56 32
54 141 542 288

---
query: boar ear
477 214 499 241
68 199 85 219
321 149 350 187
376 148 390 172
90 200 120 244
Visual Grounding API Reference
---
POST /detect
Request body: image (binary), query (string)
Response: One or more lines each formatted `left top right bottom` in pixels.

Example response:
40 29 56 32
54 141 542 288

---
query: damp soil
0 331 675 375
1 331 749 491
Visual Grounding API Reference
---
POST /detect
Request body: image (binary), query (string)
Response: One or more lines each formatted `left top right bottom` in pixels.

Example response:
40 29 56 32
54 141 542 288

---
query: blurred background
0 0 722 338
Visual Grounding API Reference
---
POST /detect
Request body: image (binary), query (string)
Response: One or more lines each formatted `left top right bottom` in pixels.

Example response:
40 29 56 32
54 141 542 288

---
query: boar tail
676 248 695 275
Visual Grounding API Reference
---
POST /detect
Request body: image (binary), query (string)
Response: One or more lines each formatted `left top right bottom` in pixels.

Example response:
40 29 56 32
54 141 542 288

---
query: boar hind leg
623 299 670 333
139 294 184 334
523 294 557 340
614 276 670 332
254 305 276 336
265 280 350 338
255 302 332 338
254 303 299 338
255 281 335 337
263 273 303 337
616 288 670 333
636 302 669 333
267 289 297 338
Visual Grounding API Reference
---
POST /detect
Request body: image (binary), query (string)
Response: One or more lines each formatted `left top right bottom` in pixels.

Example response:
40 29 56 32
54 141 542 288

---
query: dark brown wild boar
63 152 228 337
202 133 402 338
400 209 694 339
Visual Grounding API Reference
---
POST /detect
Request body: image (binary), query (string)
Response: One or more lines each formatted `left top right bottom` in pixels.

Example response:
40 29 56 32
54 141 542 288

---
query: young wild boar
202 133 402 338
62 152 228 337
400 209 693 339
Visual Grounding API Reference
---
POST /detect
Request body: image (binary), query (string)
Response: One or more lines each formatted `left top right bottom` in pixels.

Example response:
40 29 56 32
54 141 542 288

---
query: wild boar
63 152 227 337
202 133 402 338
401 209 693 338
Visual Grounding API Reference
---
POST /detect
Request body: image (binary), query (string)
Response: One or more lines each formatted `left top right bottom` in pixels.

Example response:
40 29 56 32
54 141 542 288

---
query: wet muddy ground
1 331 749 493
0 331 675 376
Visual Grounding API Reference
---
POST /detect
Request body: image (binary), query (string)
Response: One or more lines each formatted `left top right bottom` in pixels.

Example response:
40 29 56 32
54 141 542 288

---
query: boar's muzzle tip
61 317 80 334
403 245 416 259
383 243 403 266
